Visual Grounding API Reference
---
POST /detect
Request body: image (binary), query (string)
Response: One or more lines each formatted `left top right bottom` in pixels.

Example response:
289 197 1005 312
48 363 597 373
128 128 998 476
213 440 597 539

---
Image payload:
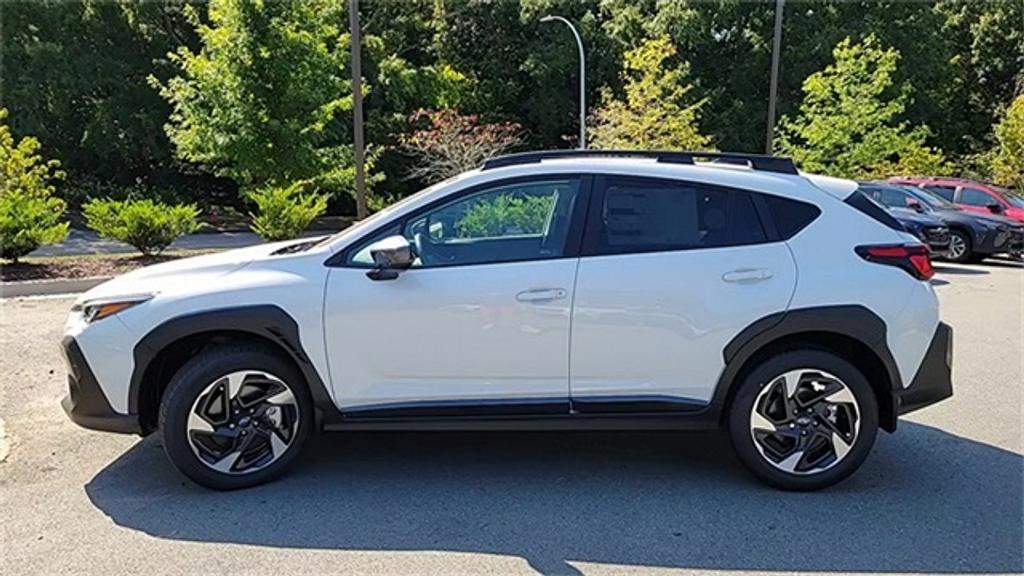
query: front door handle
722 268 773 284
516 288 568 302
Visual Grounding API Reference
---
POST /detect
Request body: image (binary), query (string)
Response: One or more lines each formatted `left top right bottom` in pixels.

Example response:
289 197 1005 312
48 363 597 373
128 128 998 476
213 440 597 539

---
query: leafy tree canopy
992 95 1024 191
590 37 711 151
777 35 949 179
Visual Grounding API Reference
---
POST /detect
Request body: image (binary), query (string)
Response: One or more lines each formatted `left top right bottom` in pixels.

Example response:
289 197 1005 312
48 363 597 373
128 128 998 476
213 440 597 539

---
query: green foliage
777 35 950 179
5 0 1023 208
83 198 201 256
0 1 206 193
247 182 328 242
590 37 711 151
455 194 554 239
992 95 1024 191
0 109 69 262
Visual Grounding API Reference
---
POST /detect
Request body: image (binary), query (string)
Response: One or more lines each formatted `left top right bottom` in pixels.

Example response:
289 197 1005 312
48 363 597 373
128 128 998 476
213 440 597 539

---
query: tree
397 109 522 182
589 37 711 151
992 95 1024 191
777 35 949 179
0 1 214 201
0 109 69 263
153 0 357 193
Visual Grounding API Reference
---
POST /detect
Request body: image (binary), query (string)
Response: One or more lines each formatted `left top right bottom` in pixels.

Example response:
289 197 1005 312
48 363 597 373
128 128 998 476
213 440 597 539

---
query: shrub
456 193 553 238
0 108 69 263
247 181 328 242
83 198 201 255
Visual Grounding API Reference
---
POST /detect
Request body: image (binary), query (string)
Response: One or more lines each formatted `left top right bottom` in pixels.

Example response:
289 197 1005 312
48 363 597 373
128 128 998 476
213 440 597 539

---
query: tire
727 349 879 491
946 229 973 263
159 343 314 490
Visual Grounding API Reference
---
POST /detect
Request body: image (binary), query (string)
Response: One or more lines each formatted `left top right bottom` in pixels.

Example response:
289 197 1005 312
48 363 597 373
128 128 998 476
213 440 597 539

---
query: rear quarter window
762 195 822 239
844 189 904 232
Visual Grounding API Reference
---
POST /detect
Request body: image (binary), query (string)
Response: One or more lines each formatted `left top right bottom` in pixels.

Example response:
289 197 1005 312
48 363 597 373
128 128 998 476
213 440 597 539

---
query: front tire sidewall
159 346 314 490
727 350 879 491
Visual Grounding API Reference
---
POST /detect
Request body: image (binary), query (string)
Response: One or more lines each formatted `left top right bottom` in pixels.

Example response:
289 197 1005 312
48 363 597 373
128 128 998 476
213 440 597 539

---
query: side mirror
987 202 1004 214
907 200 924 213
366 235 414 281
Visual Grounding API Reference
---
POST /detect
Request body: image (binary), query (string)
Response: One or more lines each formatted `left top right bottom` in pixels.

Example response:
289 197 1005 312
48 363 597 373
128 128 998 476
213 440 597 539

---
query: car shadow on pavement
85 423 1023 576
932 265 990 275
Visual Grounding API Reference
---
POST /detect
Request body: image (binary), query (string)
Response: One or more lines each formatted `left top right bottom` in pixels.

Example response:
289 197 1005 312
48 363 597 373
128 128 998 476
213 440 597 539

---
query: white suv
62 150 953 490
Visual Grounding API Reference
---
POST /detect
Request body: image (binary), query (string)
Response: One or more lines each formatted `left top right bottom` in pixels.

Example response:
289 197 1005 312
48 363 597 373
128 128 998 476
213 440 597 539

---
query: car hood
75 238 315 305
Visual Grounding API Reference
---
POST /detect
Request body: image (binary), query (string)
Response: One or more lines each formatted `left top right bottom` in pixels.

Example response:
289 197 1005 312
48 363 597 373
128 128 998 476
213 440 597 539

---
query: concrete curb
0 276 110 299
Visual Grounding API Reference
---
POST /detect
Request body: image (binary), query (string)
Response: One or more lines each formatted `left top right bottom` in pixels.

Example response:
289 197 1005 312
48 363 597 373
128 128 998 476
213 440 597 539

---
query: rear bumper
61 336 141 435
895 322 953 417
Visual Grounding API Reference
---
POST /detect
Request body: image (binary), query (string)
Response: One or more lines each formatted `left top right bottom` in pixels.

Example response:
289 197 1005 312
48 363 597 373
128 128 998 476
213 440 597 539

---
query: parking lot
1 260 1021 576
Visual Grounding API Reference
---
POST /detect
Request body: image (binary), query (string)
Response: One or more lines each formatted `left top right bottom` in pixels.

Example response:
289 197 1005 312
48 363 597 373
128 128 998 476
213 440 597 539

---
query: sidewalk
27 229 267 257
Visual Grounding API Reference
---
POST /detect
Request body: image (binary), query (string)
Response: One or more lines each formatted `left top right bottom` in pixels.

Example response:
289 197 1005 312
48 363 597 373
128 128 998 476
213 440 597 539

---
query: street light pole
765 0 785 155
541 15 586 150
349 0 367 219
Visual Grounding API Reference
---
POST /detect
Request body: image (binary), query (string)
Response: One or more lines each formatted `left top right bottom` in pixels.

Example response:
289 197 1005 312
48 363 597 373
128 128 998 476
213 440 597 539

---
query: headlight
72 294 154 323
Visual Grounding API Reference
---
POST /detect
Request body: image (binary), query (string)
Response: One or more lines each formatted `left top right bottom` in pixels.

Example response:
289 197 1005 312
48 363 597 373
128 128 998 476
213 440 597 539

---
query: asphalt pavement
0 260 1021 575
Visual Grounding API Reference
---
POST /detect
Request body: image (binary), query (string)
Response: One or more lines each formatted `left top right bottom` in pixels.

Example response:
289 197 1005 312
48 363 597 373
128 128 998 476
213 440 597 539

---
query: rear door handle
722 268 773 284
516 288 568 302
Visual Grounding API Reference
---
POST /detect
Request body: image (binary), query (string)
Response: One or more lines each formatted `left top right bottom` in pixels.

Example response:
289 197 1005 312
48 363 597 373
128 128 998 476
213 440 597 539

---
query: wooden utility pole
765 0 785 154
349 0 367 219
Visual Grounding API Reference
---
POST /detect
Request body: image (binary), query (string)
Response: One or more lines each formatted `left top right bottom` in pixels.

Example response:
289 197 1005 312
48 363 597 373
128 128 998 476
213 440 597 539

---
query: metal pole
349 0 367 218
765 0 785 155
541 16 586 149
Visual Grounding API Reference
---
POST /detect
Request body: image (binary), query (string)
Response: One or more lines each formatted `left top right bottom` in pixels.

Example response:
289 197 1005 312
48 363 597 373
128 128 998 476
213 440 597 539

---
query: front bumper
61 336 141 434
895 322 953 416
976 225 1024 255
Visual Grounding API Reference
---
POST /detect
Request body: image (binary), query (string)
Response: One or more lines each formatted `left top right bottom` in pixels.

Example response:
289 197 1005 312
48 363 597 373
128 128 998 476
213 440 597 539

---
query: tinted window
923 185 956 201
593 177 766 254
763 194 821 239
402 178 581 268
960 187 995 207
731 192 767 245
843 191 904 231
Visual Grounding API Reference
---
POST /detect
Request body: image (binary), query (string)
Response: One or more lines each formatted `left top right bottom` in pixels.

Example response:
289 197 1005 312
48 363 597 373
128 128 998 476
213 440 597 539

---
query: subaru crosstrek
63 150 954 491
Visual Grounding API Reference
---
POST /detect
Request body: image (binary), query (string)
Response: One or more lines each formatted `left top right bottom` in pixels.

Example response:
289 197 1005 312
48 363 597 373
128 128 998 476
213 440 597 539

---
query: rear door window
585 176 769 255
922 185 956 202
959 187 996 207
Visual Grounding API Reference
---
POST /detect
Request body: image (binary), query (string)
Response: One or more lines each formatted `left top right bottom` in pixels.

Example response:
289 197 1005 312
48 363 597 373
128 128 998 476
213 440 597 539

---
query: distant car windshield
906 185 959 210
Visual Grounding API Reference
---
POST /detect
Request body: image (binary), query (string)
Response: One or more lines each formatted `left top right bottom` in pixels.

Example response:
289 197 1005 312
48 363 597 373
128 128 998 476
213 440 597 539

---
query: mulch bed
1 252 210 283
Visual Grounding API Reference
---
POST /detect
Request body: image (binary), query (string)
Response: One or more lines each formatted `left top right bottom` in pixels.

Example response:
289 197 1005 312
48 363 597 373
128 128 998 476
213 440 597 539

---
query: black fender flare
129 305 335 420
707 305 902 428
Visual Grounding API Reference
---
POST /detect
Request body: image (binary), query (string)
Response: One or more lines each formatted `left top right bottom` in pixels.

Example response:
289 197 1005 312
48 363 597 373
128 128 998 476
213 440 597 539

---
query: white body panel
70 241 334 413
570 243 796 403
324 260 576 408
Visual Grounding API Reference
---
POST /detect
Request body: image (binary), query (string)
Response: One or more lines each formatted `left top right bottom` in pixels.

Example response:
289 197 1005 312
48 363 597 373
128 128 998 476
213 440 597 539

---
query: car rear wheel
727 349 879 490
159 344 313 490
946 229 972 263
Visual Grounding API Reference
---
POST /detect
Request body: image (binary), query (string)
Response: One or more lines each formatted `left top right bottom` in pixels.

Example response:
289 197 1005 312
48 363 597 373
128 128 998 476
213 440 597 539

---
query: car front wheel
727 350 879 490
159 344 313 490
946 229 973 263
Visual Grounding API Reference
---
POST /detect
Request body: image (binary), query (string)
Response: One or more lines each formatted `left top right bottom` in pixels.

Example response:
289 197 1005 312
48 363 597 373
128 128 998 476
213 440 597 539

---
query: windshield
313 175 463 250
905 185 958 210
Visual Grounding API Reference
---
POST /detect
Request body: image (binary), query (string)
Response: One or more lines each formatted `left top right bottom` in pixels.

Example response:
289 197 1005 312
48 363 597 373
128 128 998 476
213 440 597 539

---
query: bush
248 182 328 241
455 193 553 238
0 108 69 263
83 198 201 255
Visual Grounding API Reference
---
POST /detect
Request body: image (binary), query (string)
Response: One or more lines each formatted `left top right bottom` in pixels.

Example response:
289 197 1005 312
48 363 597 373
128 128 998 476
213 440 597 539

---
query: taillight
855 244 934 281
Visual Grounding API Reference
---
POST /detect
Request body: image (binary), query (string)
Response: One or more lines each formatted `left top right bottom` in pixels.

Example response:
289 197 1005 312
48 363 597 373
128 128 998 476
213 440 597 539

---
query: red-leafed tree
398 109 522 182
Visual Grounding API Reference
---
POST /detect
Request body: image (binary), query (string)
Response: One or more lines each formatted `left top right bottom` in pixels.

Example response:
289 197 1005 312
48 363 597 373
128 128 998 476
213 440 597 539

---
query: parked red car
889 177 1024 224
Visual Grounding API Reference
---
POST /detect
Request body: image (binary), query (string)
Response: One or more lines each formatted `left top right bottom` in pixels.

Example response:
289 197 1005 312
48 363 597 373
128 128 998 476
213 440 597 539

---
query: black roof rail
480 149 799 175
